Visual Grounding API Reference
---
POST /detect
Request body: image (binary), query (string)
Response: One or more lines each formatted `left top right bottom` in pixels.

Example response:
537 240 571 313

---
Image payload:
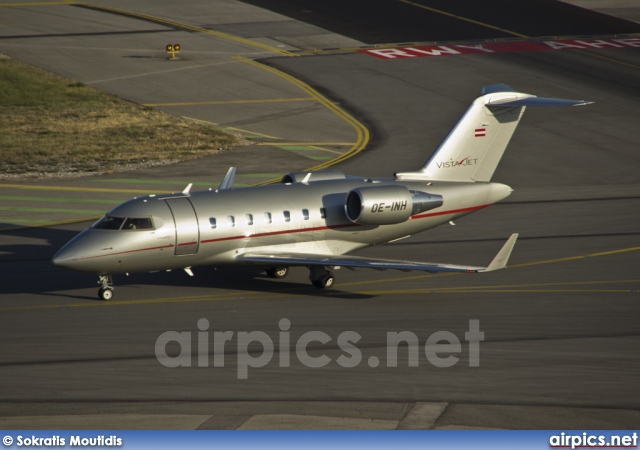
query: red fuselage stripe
201 204 491 244
200 222 356 244
411 204 490 219
67 243 175 262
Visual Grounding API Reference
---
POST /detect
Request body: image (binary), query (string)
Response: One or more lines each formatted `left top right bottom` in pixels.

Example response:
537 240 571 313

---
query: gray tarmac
0 0 639 430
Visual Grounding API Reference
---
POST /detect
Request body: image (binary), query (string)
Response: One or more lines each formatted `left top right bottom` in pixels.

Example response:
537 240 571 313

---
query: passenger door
165 198 200 255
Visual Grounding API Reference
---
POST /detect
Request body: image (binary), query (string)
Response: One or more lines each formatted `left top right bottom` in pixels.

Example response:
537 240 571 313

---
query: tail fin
396 84 591 182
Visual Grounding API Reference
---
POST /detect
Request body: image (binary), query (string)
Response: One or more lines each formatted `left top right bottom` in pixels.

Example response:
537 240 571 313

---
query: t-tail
396 84 591 183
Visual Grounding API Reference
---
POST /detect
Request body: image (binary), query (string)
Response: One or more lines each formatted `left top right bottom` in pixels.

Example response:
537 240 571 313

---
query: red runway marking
359 37 640 59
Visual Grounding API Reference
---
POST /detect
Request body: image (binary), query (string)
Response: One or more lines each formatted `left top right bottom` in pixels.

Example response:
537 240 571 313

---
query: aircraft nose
52 230 91 271
52 247 77 270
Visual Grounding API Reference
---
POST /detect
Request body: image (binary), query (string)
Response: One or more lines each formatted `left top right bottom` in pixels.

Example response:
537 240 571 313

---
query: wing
239 234 518 274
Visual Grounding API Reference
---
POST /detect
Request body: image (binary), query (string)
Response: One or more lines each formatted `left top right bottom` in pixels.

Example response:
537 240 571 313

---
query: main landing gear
97 274 114 301
265 266 289 279
308 266 335 289
264 266 336 289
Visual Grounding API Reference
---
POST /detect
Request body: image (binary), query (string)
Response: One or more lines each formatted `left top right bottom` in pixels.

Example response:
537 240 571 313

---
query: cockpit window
94 216 125 230
122 217 154 230
93 216 154 231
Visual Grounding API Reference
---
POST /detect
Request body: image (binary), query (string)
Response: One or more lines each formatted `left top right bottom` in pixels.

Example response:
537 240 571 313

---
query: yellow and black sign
166 44 181 60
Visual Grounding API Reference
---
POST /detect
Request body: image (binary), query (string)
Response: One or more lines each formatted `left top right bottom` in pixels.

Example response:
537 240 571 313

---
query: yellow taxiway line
0 1 72 5
398 0 528 38
2 278 638 313
0 183 170 195
145 98 315 107
234 56 370 185
3 246 640 312
75 2 298 57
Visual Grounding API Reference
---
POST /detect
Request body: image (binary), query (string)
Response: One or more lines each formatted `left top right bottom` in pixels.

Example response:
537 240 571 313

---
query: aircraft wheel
98 287 113 301
312 272 335 289
266 266 289 279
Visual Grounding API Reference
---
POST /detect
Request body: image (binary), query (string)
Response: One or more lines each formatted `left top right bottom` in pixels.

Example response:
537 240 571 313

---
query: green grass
0 58 243 179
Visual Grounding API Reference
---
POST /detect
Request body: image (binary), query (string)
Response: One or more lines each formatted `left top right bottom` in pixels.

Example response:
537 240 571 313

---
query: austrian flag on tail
475 128 486 137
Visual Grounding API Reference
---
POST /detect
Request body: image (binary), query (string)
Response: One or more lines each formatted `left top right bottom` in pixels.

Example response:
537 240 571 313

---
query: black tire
266 266 289 279
98 287 113 301
312 272 335 289
322 273 335 289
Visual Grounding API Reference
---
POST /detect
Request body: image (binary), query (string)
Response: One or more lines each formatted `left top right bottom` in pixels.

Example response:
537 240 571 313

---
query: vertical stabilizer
395 84 591 182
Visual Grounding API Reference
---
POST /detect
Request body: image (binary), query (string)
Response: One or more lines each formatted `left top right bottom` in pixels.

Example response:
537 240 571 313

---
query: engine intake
345 185 443 225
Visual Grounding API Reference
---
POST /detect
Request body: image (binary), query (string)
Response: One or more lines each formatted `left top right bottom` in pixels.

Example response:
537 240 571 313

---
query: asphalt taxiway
0 0 639 429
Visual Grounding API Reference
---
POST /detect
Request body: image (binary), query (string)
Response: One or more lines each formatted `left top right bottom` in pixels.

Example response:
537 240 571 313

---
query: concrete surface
0 0 639 430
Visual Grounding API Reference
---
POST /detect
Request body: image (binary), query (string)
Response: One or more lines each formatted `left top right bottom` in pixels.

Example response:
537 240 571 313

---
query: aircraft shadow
128 266 374 300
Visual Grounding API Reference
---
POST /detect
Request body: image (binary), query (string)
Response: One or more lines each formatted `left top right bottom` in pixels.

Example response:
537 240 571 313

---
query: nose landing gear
97 274 114 301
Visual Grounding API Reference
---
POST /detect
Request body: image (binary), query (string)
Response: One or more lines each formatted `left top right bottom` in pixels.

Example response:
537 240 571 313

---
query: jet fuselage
52 177 512 275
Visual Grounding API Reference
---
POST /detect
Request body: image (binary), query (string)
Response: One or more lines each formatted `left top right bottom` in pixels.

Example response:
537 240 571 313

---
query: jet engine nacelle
345 185 443 225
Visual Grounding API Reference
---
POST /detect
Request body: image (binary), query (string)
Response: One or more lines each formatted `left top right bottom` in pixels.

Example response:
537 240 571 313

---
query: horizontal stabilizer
239 234 518 274
482 83 516 94
487 97 592 107
482 83 591 107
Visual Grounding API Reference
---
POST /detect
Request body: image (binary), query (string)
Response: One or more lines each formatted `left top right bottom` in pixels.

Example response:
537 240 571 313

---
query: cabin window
228 215 235 227
94 216 125 230
283 211 291 222
264 212 272 224
246 213 253 225
209 218 217 229
122 217 154 230
320 208 326 219
302 209 309 220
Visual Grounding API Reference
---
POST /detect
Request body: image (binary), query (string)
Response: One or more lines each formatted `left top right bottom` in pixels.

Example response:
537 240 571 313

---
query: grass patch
0 58 243 179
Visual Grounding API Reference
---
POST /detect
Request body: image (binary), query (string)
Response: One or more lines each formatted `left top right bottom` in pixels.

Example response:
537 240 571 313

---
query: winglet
479 233 519 272
182 183 193 195
218 167 236 191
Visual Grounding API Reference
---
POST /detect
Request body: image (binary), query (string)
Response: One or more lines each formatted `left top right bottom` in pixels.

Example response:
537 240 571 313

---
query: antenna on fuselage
218 167 236 191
